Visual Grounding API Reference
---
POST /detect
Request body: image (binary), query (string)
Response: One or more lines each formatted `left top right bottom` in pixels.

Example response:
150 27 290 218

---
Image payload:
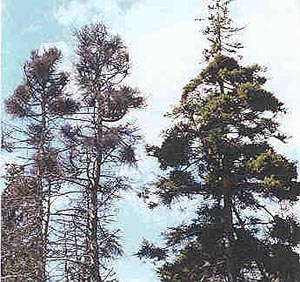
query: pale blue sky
2 1 300 281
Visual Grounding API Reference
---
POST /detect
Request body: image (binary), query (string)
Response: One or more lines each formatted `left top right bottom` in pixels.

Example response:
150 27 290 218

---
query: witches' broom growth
138 1 300 281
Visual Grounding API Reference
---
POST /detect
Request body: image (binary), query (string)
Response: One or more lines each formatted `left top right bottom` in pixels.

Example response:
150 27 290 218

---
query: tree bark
224 195 238 282
88 111 103 282
90 181 101 282
37 98 47 282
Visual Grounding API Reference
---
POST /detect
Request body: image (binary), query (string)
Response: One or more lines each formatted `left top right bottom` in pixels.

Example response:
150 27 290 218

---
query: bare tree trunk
89 114 103 282
90 183 101 282
63 224 70 282
36 179 45 282
224 195 238 282
37 100 47 282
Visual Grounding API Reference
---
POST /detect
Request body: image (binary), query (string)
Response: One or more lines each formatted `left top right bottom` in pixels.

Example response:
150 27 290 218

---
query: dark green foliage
138 1 300 281
136 240 167 261
154 135 192 169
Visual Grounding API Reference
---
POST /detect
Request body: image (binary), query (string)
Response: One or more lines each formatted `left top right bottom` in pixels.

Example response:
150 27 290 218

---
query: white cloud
236 0 300 157
120 0 205 143
54 0 127 30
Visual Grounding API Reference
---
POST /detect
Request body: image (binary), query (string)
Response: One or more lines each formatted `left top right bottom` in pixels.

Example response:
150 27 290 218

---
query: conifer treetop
200 0 243 60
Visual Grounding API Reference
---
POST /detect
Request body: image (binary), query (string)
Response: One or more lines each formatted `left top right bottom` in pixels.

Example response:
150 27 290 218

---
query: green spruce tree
138 1 300 281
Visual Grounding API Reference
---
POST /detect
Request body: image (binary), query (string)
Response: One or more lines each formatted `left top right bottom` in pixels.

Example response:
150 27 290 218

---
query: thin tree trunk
89 112 103 282
64 224 70 282
37 179 45 282
38 99 47 282
224 195 238 282
90 182 101 282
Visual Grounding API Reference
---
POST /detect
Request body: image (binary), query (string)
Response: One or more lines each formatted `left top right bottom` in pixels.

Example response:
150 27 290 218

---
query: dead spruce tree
137 1 300 282
59 23 144 281
2 47 77 281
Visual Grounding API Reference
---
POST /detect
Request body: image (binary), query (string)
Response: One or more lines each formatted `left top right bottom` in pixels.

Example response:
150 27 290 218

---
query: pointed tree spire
201 0 243 60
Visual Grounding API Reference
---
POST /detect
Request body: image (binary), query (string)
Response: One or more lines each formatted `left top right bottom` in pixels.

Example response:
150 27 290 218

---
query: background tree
2 47 77 281
58 23 145 282
1 166 41 281
137 1 300 281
